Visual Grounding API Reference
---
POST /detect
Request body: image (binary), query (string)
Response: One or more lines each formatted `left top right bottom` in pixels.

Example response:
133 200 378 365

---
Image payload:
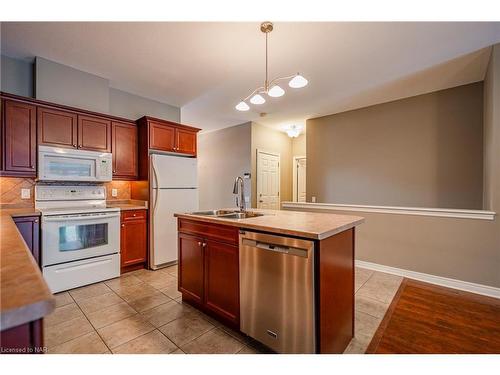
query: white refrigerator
150 153 198 269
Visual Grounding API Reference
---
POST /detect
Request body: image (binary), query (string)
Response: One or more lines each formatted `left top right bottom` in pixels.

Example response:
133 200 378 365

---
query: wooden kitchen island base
176 213 360 354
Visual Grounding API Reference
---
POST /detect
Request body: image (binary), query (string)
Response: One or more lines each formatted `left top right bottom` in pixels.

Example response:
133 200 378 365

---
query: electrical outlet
111 188 118 197
311 196 316 203
21 188 31 199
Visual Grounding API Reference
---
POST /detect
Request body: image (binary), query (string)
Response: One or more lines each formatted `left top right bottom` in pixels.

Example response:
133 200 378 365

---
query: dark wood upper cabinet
37 106 78 149
176 128 197 155
178 232 205 304
149 121 176 152
204 239 239 325
3 100 37 176
112 121 138 179
13 215 41 266
78 115 111 152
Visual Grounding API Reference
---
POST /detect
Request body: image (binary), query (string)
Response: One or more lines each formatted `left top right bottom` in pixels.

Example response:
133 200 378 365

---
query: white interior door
257 150 280 209
293 158 306 202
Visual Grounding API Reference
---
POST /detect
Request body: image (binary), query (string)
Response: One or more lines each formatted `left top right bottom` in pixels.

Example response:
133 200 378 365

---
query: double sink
190 209 264 220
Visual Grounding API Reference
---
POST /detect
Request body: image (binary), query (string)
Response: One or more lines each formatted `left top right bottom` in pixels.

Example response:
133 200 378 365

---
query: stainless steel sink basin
189 210 264 219
219 212 264 219
190 210 237 216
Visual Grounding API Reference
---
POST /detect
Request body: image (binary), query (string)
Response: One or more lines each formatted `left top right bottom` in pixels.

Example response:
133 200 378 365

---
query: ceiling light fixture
283 124 303 138
235 22 308 111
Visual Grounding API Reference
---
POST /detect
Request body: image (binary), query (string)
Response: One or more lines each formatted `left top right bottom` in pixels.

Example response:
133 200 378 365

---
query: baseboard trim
356 260 500 299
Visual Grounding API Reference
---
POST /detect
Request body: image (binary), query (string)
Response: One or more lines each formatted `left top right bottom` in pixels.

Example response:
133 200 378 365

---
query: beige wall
285 44 500 289
483 46 500 211
292 133 306 157
198 123 252 210
307 82 484 209
250 123 293 208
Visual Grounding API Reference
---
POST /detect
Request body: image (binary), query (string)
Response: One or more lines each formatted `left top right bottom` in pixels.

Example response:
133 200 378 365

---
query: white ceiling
2 22 500 133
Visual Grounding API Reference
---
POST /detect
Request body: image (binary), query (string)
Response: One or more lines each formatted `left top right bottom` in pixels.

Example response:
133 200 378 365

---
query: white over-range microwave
38 145 112 182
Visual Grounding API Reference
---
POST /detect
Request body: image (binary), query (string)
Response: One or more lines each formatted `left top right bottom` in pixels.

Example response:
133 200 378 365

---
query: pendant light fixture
235 22 308 111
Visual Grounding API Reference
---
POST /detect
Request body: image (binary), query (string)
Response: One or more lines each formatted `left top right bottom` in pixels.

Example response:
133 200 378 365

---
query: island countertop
0 207 55 331
174 208 364 240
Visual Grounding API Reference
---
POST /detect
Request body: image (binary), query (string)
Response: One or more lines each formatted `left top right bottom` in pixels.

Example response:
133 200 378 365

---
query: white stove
36 185 120 293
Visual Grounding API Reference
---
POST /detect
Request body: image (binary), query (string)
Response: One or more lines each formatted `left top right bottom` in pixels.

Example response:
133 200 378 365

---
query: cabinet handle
202 242 207 248
34 219 38 223
31 165 35 169
113 169 116 173
133 213 136 217
73 143 77 147
197 241 202 246
121 224 125 227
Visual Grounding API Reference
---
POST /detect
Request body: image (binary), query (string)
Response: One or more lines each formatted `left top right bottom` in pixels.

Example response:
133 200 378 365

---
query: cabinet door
112 121 138 179
204 239 239 325
175 128 197 156
178 233 204 304
13 216 41 266
78 115 112 152
149 121 175 152
3 100 37 175
37 107 78 148
121 216 147 269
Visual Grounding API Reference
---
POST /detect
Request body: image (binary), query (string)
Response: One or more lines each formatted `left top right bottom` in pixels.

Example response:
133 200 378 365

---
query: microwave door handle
43 213 120 222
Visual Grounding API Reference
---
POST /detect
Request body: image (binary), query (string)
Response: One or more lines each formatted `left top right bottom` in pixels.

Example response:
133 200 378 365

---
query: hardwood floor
366 278 500 354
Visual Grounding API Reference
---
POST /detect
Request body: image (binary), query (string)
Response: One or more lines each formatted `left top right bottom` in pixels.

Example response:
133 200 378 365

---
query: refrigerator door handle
151 155 159 216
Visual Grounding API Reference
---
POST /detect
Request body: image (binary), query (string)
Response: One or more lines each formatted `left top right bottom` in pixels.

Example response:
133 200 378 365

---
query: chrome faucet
232 176 246 212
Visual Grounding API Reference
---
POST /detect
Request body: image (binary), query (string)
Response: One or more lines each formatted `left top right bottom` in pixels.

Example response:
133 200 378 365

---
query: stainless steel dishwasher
239 230 316 354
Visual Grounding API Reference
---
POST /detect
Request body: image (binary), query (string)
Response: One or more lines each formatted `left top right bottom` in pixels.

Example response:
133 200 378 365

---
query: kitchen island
0 207 55 353
174 209 364 354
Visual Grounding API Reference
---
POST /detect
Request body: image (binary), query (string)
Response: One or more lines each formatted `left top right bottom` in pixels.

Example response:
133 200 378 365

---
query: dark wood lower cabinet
0 319 43 354
177 218 355 353
178 233 205 304
178 219 240 328
204 239 239 325
13 216 41 266
120 210 147 273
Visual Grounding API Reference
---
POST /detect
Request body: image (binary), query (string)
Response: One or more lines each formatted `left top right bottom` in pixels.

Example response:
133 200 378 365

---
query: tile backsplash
0 177 36 206
104 180 132 200
0 177 132 206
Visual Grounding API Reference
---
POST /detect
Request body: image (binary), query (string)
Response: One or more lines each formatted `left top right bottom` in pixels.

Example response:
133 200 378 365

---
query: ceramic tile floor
43 265 402 354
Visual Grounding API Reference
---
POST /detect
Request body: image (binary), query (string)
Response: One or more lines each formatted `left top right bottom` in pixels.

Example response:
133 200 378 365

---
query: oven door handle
43 213 120 222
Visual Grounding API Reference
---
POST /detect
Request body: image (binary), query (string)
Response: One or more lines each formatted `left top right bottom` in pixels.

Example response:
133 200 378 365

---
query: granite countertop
0 207 55 331
175 208 364 240
106 199 148 211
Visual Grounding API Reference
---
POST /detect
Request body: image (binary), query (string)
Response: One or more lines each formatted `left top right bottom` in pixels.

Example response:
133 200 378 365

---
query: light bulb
268 85 285 97
284 125 302 138
235 101 250 111
289 74 308 88
250 94 266 105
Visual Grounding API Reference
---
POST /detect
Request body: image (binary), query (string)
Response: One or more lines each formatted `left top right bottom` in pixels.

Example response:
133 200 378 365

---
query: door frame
256 149 281 209
292 156 306 202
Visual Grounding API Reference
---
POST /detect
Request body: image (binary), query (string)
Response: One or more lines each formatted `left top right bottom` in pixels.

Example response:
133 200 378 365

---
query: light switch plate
111 188 118 197
311 196 316 203
21 188 31 199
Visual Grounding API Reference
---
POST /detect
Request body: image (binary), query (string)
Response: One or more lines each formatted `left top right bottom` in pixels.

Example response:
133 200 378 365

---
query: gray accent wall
109 88 180 122
198 123 252 210
35 57 110 113
307 82 484 209
0 55 181 122
1 55 33 97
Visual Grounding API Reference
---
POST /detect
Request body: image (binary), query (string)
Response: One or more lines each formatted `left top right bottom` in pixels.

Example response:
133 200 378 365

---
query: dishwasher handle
242 238 310 258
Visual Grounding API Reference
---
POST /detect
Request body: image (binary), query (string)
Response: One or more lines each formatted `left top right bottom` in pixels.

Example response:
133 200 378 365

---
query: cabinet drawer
121 210 147 221
178 219 239 246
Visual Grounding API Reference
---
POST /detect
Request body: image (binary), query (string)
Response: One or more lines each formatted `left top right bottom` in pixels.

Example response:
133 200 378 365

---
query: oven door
42 212 120 266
